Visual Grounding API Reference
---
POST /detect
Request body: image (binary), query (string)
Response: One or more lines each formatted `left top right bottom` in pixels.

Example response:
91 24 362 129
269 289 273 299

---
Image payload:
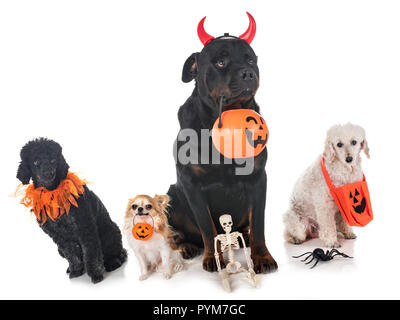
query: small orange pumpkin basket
321 157 373 227
212 109 269 159
132 215 154 241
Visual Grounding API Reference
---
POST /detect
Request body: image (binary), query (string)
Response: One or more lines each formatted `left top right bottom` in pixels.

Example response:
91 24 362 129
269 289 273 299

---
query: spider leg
330 249 352 258
325 249 334 258
292 252 312 259
331 251 353 259
301 253 314 263
305 256 316 265
323 249 335 260
329 249 339 256
310 258 320 269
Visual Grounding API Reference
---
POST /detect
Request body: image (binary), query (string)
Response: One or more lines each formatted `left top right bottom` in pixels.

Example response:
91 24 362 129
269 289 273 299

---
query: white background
1 0 399 300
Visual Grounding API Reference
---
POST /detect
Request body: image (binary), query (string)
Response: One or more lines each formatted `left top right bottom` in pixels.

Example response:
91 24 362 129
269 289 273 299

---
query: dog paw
287 237 305 245
343 232 357 240
104 249 127 272
284 230 306 245
323 239 341 248
139 273 150 281
174 263 183 273
163 272 172 280
104 258 122 272
67 267 84 279
252 253 278 274
202 254 225 272
179 243 201 260
90 274 104 284
202 255 218 272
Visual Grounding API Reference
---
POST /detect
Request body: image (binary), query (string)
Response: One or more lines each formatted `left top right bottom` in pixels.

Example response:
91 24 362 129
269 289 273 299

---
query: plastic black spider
292 248 353 269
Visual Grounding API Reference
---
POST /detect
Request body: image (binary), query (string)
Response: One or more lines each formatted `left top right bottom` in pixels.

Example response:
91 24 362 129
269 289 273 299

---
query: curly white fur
283 123 370 248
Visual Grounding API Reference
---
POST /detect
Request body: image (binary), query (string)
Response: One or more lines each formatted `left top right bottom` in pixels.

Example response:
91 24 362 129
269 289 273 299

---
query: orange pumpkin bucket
321 157 373 227
132 223 154 241
132 215 154 241
212 109 269 159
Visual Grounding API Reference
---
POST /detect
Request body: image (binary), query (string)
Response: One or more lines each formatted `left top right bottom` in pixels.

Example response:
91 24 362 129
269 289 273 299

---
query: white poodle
283 123 370 248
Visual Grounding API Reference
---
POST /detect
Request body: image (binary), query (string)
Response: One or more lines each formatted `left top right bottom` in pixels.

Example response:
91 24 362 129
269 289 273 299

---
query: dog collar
17 172 87 224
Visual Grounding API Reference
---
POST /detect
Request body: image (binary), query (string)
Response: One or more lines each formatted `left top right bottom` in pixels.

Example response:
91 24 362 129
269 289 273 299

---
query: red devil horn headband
197 12 256 46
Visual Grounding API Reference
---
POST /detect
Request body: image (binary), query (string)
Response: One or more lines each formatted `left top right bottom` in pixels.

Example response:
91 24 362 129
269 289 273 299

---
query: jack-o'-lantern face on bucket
350 188 367 214
212 109 268 158
321 157 373 227
245 114 268 149
132 223 153 241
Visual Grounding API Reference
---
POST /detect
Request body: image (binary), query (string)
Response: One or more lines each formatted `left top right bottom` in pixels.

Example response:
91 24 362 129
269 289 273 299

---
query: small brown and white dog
283 123 370 248
123 194 183 280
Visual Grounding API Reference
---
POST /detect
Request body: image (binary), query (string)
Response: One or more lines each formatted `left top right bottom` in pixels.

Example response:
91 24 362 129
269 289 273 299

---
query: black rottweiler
167 14 277 273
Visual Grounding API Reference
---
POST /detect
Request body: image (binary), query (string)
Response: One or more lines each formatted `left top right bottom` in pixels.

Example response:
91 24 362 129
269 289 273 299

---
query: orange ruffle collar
17 172 87 224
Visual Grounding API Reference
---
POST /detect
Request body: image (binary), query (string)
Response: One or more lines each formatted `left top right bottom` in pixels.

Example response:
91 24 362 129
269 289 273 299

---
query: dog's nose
240 69 255 81
42 167 56 178
346 156 353 163
137 207 144 213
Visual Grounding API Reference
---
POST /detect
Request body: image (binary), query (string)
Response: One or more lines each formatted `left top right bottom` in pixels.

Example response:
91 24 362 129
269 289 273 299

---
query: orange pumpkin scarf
17 172 87 224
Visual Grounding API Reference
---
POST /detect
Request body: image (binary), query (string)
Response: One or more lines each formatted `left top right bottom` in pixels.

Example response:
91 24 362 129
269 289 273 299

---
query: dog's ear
16 161 31 185
56 154 69 179
361 138 370 159
154 194 169 210
182 53 199 83
125 199 134 218
17 143 32 184
323 140 336 163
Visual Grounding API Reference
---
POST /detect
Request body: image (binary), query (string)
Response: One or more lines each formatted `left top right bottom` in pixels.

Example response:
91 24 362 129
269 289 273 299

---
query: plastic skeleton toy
214 214 258 292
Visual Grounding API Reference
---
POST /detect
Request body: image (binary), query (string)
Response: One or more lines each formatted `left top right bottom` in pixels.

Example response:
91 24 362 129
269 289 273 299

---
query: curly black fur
17 138 127 284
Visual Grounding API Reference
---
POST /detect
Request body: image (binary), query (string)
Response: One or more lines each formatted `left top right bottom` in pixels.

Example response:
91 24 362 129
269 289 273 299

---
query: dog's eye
132 204 138 210
337 142 343 148
145 204 152 210
33 160 40 167
216 59 226 68
351 140 357 146
248 59 254 65
50 159 56 164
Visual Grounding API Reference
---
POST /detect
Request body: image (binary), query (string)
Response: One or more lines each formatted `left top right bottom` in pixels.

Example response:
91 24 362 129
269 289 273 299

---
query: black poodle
17 138 127 283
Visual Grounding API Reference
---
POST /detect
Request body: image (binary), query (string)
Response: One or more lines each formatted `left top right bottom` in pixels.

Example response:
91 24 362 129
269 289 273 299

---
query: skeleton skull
219 214 233 233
